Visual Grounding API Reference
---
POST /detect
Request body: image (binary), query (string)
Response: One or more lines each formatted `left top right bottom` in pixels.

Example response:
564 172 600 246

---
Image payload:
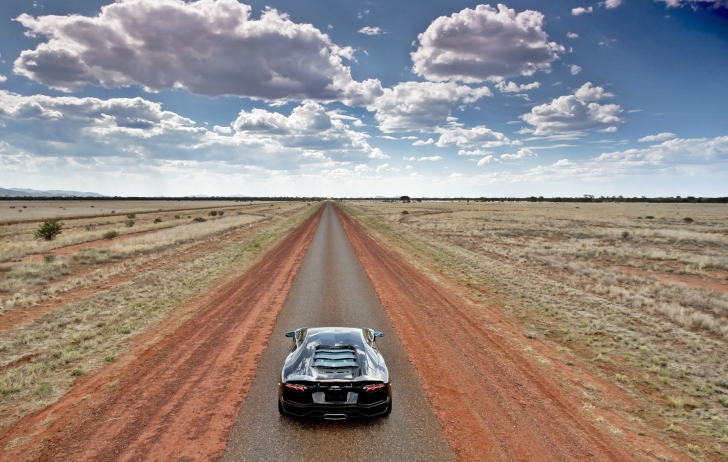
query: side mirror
285 331 295 338
373 331 384 339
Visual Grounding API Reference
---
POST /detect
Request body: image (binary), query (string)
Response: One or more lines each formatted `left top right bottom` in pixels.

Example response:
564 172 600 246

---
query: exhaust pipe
323 413 347 421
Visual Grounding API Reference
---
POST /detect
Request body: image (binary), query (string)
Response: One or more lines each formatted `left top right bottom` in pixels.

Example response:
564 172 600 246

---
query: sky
0 0 726 197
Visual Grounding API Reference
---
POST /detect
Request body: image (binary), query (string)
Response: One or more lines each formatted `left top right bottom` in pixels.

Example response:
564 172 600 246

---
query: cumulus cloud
604 0 623 8
368 81 491 132
0 91 381 168
567 32 579 39
359 26 384 35
375 163 399 172
411 4 565 83
569 65 582 75
572 7 594 15
412 138 435 146
0 74 6 83
13 0 376 102
574 82 614 101
433 125 511 148
638 132 677 143
501 148 537 160
657 0 727 7
520 83 623 135
496 81 541 93
477 155 500 165
458 149 492 156
594 136 728 166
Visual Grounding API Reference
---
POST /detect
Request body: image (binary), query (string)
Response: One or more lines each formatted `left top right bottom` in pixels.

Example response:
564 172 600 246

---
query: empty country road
222 202 456 461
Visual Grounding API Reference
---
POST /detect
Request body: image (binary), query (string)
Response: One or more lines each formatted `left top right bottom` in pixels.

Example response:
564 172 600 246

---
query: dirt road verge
0 205 323 461
336 205 686 461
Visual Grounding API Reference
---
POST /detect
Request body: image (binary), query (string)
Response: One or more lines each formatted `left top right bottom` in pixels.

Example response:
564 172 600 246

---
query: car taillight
285 383 306 392
364 383 385 392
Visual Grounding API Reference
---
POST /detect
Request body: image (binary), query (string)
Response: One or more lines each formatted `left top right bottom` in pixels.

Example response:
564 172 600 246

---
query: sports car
278 327 392 420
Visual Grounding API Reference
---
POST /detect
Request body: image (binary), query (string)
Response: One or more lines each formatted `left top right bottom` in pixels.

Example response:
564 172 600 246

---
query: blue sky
0 0 726 197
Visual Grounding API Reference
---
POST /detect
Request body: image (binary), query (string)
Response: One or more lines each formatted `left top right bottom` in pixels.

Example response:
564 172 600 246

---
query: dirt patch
0 206 323 461
337 206 686 462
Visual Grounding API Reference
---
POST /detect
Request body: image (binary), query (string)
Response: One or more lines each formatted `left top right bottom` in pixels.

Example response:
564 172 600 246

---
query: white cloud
501 148 538 160
638 132 677 143
594 136 728 167
520 83 623 135
567 32 579 39
359 27 384 35
411 4 565 83
574 82 614 101
412 138 435 146
458 149 492 156
604 0 623 8
355 164 373 173
572 7 594 15
495 81 541 93
0 74 6 83
13 0 373 102
599 126 618 133
0 91 381 168
434 125 511 148
376 163 399 172
569 65 582 75
418 156 442 161
368 81 491 132
657 0 726 7
477 155 500 165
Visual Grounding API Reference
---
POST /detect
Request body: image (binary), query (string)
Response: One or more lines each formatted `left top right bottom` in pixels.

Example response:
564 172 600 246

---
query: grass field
344 200 728 461
0 200 319 432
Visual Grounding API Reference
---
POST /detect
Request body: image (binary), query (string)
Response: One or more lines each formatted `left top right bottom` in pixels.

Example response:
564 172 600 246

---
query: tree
35 218 63 241
400 195 411 203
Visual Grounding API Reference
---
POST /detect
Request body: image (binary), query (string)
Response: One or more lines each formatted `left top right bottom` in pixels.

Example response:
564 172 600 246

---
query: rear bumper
279 397 390 419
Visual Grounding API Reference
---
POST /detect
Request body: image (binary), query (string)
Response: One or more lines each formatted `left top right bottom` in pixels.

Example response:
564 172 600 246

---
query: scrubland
345 200 728 461
0 200 317 432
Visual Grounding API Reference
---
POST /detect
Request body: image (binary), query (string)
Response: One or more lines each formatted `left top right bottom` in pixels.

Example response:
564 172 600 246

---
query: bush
621 231 630 239
209 211 218 216
43 254 56 263
401 210 409 215
153 218 162 223
35 218 63 241
103 231 119 239
193 217 206 223
218 211 224 216
174 215 180 219
126 213 136 219
125 220 135 227
645 215 655 219
683 217 694 223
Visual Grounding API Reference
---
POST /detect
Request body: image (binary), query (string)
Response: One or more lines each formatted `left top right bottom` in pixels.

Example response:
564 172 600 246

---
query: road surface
222 202 456 461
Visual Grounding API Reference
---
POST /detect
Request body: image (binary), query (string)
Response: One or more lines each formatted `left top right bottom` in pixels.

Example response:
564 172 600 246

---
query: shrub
70 369 84 377
153 218 162 223
645 215 655 219
111 210 116 214
621 231 630 239
218 211 224 216
126 213 136 219
209 211 218 216
85 224 96 231
683 217 694 223
103 230 119 239
43 254 56 263
193 217 206 223
125 219 135 227
401 210 409 215
174 215 180 219
35 218 63 240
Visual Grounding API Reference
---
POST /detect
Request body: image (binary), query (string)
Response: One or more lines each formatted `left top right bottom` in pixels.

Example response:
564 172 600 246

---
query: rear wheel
278 399 285 416
384 399 392 416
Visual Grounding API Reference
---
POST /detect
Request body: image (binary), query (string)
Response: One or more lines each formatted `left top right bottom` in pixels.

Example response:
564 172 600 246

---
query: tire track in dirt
336 206 643 461
0 206 323 462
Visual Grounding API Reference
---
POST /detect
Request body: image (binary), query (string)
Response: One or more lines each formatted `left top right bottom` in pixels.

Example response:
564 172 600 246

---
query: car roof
301 327 368 349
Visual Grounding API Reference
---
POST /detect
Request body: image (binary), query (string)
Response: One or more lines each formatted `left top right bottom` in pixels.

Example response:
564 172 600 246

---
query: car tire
278 399 285 416
384 399 392 416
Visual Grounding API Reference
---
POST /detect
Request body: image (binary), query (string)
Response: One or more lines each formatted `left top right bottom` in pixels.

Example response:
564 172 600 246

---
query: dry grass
0 202 320 430
342 200 728 461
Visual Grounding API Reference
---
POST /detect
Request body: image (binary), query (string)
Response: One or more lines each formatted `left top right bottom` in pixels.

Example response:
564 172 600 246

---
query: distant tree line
0 196 326 202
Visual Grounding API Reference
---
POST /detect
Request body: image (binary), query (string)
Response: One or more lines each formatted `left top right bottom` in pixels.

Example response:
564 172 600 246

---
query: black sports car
278 327 392 420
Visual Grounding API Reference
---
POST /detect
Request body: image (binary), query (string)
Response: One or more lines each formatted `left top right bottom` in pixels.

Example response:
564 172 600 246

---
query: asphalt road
222 202 456 461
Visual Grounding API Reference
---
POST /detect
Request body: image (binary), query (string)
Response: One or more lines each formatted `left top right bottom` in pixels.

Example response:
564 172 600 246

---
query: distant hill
0 188 106 197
